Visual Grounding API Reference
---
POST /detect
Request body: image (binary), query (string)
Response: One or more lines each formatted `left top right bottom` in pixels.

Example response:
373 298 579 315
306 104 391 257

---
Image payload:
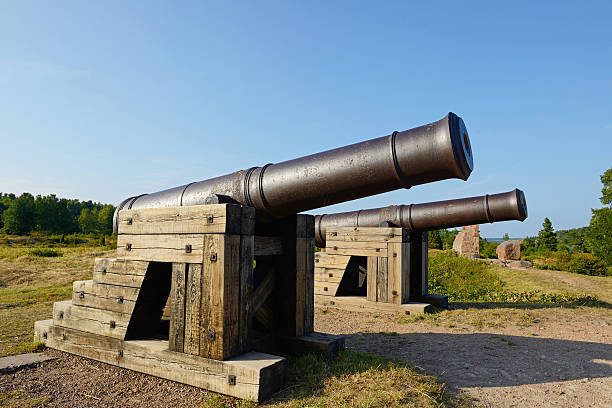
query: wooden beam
169 263 187 352
251 270 275 314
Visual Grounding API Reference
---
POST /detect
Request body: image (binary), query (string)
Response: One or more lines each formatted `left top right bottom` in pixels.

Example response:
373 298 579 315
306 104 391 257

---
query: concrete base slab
0 352 56 373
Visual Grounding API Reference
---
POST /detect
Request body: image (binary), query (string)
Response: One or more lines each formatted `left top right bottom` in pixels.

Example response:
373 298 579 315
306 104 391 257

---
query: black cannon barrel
114 112 473 233
314 189 527 247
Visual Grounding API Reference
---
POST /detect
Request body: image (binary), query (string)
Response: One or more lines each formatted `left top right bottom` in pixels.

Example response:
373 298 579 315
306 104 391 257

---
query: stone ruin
452 225 480 258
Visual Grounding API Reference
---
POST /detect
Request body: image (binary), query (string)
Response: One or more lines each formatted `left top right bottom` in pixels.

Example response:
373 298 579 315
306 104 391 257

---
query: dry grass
0 245 115 357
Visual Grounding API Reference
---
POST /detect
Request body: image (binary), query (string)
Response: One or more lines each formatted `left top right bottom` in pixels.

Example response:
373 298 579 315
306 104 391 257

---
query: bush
532 251 609 276
479 239 499 259
28 248 63 257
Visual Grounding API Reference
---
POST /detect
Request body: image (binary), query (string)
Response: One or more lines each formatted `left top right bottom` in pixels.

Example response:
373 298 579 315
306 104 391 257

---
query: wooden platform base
315 295 432 314
34 320 285 402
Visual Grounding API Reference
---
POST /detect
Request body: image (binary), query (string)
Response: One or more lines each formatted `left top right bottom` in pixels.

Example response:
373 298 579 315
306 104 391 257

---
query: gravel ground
1 305 610 407
315 305 612 408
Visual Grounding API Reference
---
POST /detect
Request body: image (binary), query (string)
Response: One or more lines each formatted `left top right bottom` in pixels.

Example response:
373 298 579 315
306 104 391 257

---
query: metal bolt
331 231 337 236
315 258 319 263
375 248 380 252
228 375 236 385
185 244 192 253
43 332 47 339
118 350 123 357
101 268 107 275
392 290 398 296
207 329 216 341
126 243 132 251
127 218 133 225
328 273 333 278
58 311 64 319
333 246 338 251
110 321 116 329
79 291 85 299
323 287 328 291
210 252 217 262
330 300 335 305
393 252 397 257
118 296 124 304
207 215 214 223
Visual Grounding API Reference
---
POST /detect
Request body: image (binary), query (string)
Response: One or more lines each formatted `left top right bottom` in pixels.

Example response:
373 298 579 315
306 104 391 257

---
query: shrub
28 248 63 257
566 253 608 276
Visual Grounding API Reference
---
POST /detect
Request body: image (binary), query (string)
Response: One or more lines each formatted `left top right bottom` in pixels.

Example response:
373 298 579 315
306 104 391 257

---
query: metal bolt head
207 215 214 223
110 320 116 329
126 243 132 251
228 375 236 385
185 244 192 253
118 296 124 304
392 290 398 296
101 268 107 275
126 218 133 225
43 332 47 339
210 252 217 262
79 291 85 299
58 311 64 319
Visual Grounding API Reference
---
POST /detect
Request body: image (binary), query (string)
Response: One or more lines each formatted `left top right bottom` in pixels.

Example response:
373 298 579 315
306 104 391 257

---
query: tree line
0 193 115 235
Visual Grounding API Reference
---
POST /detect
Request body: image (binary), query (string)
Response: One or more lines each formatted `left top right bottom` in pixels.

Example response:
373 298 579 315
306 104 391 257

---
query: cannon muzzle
114 113 473 233
314 189 527 247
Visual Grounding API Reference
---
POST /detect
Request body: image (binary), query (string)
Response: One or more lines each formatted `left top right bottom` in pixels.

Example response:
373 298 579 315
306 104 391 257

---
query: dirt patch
315 304 612 407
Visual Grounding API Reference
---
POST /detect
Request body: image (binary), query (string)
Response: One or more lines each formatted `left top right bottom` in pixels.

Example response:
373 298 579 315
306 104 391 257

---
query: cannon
114 112 473 232
314 189 527 247
313 189 528 313
36 113 480 401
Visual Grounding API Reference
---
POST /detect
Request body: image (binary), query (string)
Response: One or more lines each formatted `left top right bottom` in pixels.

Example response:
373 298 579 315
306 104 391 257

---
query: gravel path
315 305 612 407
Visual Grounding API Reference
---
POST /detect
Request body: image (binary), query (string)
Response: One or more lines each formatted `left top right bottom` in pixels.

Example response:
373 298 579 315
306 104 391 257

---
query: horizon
1 1 610 237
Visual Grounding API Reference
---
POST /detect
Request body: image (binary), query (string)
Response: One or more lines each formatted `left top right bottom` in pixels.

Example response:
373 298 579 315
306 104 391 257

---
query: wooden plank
184 263 202 355
314 295 432 315
201 234 242 360
387 243 402 305
239 234 254 353
314 280 339 296
72 280 138 314
314 253 351 269
366 256 378 302
279 332 345 356
117 234 205 263
295 238 306 337
314 267 345 284
118 204 241 235
53 300 129 339
94 258 149 276
326 240 388 257
254 304 275 331
377 257 388 302
304 237 314 334
326 227 404 243
34 320 286 402
421 232 429 296
254 236 283 256
251 270 275 314
93 269 145 288
169 263 187 353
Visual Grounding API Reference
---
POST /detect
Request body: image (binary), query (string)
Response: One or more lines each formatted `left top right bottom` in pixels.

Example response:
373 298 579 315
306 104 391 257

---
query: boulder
496 240 521 260
452 225 480 258
508 260 532 269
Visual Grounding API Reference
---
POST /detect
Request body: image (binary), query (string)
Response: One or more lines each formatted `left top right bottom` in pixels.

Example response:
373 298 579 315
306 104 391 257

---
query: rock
509 260 532 268
452 225 480 258
496 240 522 260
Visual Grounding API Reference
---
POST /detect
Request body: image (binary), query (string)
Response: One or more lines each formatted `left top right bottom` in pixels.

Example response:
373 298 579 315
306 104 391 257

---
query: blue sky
1 1 610 237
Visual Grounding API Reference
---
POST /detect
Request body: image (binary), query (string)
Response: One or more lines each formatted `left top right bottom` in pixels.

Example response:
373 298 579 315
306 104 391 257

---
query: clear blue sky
1 1 610 237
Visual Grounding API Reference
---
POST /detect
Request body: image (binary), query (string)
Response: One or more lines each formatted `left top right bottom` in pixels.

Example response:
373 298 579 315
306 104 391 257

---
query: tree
536 217 557 251
78 208 99 233
97 205 115 235
584 167 612 265
428 230 443 249
503 232 509 241
2 193 36 235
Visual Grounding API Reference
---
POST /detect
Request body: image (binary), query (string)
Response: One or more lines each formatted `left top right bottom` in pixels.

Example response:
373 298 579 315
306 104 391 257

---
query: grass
0 391 52 408
27 248 63 258
428 250 607 305
0 243 113 357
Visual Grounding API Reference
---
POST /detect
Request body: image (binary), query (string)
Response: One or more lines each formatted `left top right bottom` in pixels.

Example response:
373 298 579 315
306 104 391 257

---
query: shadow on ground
345 331 612 389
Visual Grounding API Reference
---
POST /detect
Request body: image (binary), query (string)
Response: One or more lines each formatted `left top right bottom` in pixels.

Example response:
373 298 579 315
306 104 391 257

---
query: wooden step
53 300 130 339
72 280 139 314
93 258 148 288
34 319 286 402
314 295 431 315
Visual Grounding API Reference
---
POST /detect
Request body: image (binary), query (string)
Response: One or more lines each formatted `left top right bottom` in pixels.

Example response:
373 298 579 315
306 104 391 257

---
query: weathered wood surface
387 242 409 304
239 233 254 353
93 258 149 287
314 295 431 314
118 204 242 235
366 256 378 302
169 263 187 352
279 332 345 356
314 253 351 269
326 227 405 243
34 320 286 402
117 234 205 263
325 240 388 257
253 236 283 256
53 300 130 339
184 263 202 355
376 256 388 302
72 280 138 314
313 280 339 296
314 267 345 283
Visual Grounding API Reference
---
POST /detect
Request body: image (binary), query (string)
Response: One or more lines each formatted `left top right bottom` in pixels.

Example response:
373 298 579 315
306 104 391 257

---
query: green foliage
479 238 498 259
533 251 609 276
2 193 36 235
502 232 509 241
536 217 557 251
28 248 63 257
585 209 612 266
0 192 115 236
427 230 443 249
520 236 537 257
428 251 602 302
556 227 588 253
600 167 612 206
